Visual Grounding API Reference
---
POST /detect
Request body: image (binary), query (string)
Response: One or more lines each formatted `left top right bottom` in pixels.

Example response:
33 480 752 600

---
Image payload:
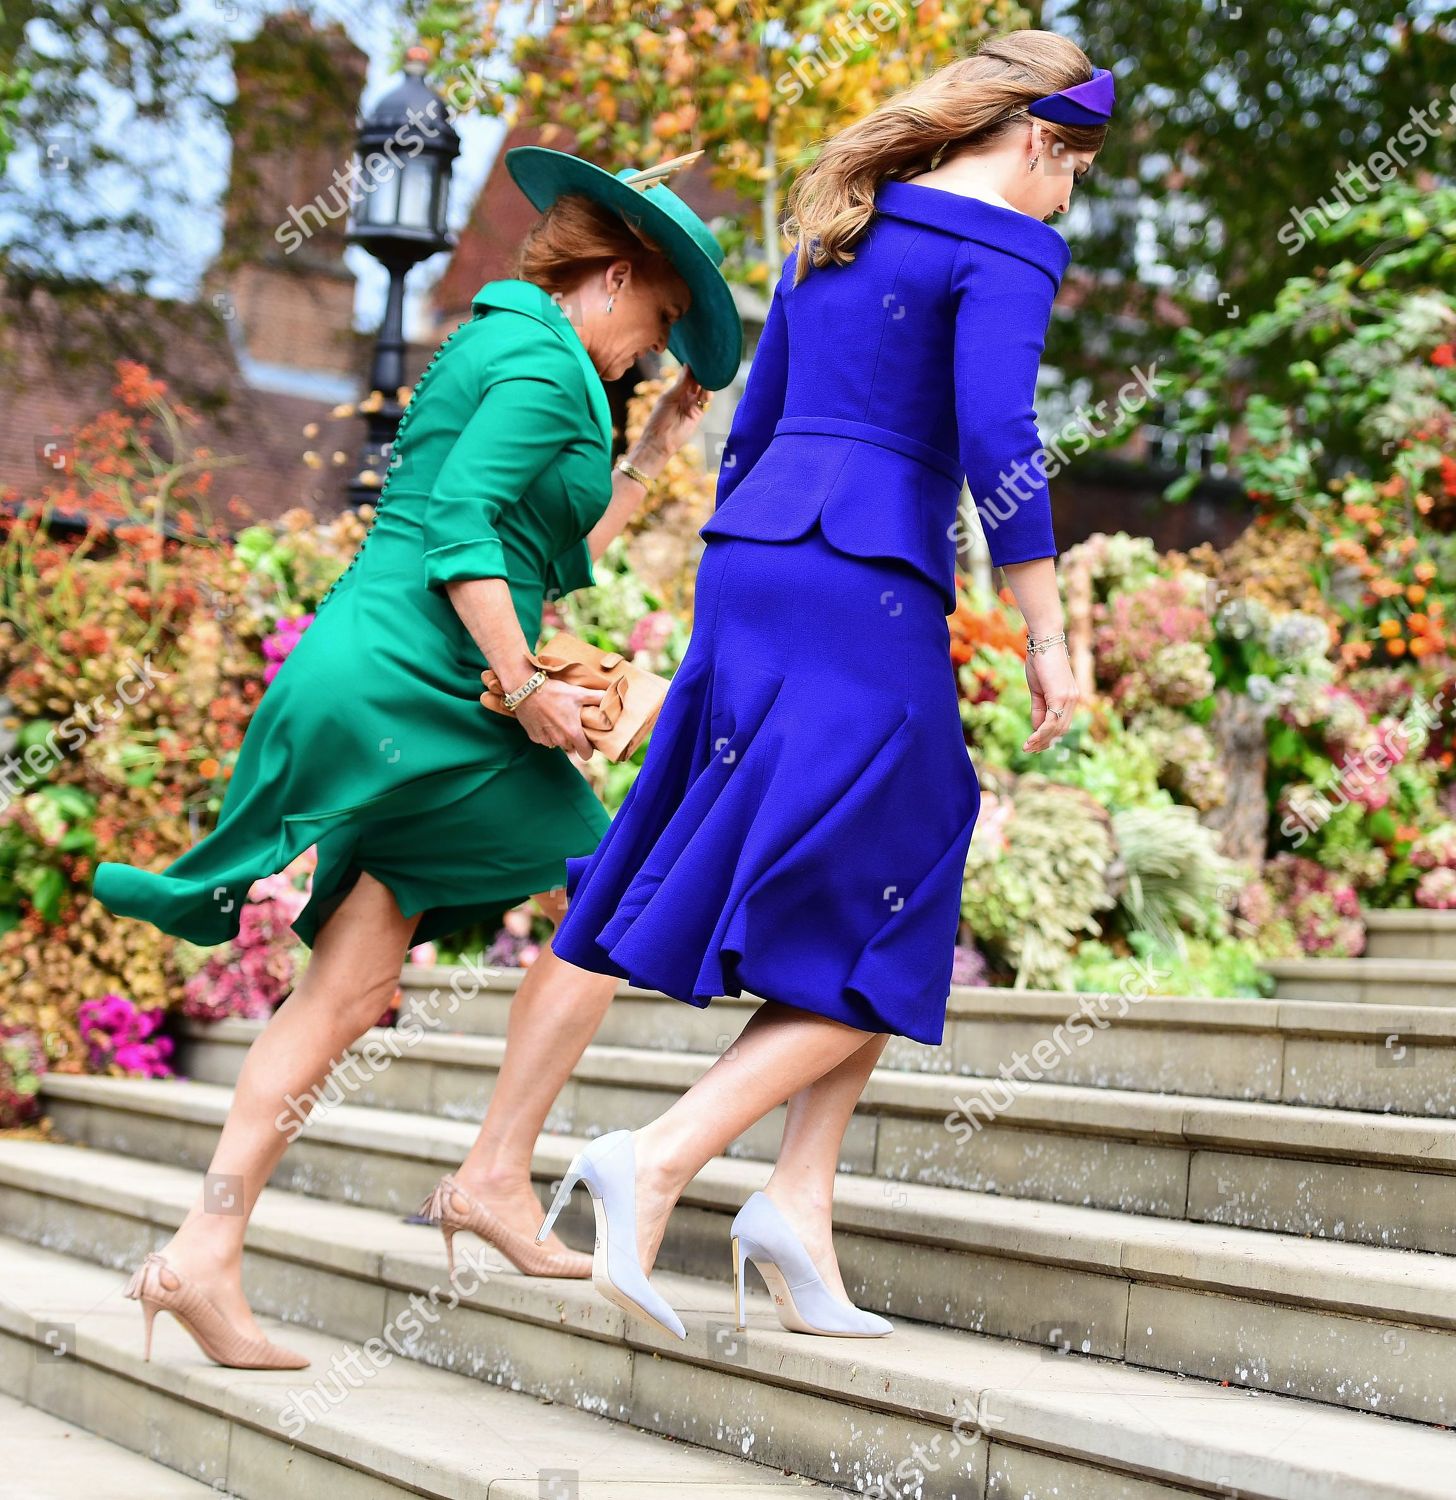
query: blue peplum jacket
700 176 1072 611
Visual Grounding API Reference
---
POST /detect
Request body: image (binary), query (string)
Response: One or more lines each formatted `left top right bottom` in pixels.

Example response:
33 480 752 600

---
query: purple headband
1026 66 1115 126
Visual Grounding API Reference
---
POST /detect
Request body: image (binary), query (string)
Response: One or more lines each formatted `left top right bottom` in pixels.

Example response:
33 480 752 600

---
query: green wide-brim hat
504 145 744 392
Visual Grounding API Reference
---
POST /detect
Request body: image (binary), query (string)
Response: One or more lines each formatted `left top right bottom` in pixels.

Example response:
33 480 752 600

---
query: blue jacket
701 178 1071 610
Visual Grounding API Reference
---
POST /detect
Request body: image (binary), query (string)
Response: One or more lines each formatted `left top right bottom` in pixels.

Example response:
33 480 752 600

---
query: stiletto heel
419 1174 591 1279
728 1191 893 1337
120 1251 311 1368
731 1233 748 1332
536 1129 686 1340
535 1164 584 1245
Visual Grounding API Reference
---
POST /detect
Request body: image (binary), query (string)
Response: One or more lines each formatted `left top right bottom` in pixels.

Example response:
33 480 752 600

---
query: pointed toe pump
122 1251 311 1369
730 1191 893 1337
418 1174 593 1280
535 1128 686 1340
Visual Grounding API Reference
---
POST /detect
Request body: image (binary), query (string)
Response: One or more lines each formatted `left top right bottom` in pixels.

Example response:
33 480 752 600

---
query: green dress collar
470 279 613 453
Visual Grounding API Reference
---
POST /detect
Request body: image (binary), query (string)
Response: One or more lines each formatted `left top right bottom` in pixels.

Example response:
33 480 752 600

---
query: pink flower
78 993 175 1079
261 614 315 684
628 610 674 656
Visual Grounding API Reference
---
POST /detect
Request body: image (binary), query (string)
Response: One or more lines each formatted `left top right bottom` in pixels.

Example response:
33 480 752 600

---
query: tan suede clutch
479 630 670 762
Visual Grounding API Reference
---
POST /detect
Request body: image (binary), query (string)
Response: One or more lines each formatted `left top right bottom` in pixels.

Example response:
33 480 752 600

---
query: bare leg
628 1002 882 1276
447 885 618 1252
153 870 421 1340
762 1033 889 1299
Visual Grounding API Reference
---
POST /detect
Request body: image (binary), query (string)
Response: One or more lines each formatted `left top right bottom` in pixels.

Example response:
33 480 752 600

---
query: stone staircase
3 917 1456 1496
1267 908 1456 1005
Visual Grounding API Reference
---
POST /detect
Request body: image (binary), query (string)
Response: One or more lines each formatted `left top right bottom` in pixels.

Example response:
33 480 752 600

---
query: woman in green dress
94 147 743 1367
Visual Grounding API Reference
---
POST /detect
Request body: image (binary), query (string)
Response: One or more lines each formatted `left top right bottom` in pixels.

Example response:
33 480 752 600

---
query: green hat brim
504 145 744 392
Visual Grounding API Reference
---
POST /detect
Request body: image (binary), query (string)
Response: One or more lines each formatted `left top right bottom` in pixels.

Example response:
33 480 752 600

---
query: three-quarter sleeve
714 258 790 509
951 237 1061 568
423 358 581 592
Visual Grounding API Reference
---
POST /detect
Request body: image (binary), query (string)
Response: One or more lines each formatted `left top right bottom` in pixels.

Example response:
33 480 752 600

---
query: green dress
92 279 617 949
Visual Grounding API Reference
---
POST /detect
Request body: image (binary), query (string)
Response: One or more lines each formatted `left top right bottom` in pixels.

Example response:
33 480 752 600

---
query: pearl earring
605 294 615 314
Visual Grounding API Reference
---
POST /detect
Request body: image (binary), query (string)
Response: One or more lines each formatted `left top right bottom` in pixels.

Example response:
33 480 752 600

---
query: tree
1055 1 1456 370
431 0 1038 288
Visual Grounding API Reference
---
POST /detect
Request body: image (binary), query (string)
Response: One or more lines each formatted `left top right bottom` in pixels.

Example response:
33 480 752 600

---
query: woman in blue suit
466 31 1113 1339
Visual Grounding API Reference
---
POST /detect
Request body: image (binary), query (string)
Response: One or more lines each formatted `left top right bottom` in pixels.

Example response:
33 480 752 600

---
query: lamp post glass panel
345 45 460 507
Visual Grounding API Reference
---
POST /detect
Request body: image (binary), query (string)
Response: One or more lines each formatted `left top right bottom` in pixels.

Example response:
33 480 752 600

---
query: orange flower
1378 618 1402 637
1433 343 1456 367
198 757 220 778
112 360 166 407
1386 637 1407 656
1416 561 1437 582
1407 584 1427 604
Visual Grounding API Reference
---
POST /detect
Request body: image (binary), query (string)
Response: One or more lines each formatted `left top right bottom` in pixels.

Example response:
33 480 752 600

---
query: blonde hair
514 190 685 301
782 31 1108 285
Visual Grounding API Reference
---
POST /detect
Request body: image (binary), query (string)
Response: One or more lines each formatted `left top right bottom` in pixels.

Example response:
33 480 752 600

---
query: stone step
1268 958 1456 1006
0 1390 229 1497
1 1158 1453 1497
398 964 1456 1111
115 1031 1456 1253
13 1096 1456 1425
1365 910 1456 963
0 1235 838 1499
185 991 1456 1119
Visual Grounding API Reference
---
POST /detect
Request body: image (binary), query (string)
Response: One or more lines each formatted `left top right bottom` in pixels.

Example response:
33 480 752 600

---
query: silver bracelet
1026 630 1068 657
501 668 547 711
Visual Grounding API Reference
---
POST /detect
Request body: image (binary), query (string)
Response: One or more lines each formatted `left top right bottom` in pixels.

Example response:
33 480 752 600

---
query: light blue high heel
536 1128 686 1340
731 1190 893 1337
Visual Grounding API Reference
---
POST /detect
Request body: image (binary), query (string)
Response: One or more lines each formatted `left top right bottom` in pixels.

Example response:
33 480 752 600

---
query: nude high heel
731 1191 893 1337
418 1174 592 1279
121 1251 311 1368
535 1129 686 1340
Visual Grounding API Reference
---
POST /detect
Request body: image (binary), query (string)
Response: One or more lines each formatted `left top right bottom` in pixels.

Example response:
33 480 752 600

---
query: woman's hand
630 364 712 468
510 679 605 761
1022 644 1080 753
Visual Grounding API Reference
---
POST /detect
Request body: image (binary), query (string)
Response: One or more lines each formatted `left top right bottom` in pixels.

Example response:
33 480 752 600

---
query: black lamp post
345 44 461 506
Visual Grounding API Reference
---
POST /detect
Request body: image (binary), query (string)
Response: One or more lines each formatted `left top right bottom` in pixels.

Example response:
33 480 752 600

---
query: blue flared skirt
549 519 982 1045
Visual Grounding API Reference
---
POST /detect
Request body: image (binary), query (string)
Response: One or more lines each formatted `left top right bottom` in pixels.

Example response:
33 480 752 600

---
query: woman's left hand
1022 645 1080 753
632 365 713 464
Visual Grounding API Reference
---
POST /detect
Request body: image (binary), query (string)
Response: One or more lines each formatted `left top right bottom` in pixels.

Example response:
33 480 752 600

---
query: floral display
3 179 1455 1102
76 992 175 1078
180 854 313 1022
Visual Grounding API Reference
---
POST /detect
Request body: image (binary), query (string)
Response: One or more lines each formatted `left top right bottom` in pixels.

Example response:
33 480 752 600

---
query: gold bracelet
501 667 547 711
614 456 652 490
